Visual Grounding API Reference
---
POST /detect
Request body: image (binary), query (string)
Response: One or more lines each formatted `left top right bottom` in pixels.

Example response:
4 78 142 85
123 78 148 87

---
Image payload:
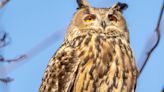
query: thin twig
4 54 27 63
139 1 164 75
0 31 11 48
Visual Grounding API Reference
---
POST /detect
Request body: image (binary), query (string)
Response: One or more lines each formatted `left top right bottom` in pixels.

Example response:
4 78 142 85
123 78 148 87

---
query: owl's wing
39 43 80 92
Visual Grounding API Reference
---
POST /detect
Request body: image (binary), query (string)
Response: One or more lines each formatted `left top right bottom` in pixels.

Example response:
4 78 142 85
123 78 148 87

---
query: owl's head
66 0 129 41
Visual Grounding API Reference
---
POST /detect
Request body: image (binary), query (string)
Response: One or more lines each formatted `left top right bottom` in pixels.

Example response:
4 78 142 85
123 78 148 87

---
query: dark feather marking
99 79 104 87
123 45 135 72
113 58 119 89
105 73 110 85
89 64 96 77
85 8 91 14
107 62 116 91
78 51 85 57
81 56 90 66
99 52 111 79
76 36 85 46
102 67 110 79
96 41 101 53
111 39 116 46
112 48 116 56
69 57 82 92
80 72 87 92
121 51 127 90
123 44 135 92
92 79 97 92
107 53 112 69
89 68 94 80
58 50 79 92
88 60 98 92
95 35 105 53
70 35 86 47
84 36 91 45
123 72 128 85
81 54 95 72
85 78 90 90
127 46 134 58
59 66 66 92
114 63 119 89
118 39 128 90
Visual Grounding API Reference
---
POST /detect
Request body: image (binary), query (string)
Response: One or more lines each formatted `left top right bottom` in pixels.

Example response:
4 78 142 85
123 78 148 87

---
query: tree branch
0 0 11 85
0 0 10 8
0 30 64 74
139 1 164 75
0 77 13 83
0 54 27 63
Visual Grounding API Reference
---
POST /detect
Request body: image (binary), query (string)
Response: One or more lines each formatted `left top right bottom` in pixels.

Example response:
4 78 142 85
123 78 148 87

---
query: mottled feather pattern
72 33 138 92
39 31 138 92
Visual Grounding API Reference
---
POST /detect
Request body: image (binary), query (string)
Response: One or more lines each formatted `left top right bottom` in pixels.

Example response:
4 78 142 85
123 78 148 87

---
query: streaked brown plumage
39 1 138 92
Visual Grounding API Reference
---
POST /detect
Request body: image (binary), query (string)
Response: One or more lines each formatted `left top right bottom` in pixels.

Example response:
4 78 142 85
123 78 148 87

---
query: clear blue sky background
0 0 163 92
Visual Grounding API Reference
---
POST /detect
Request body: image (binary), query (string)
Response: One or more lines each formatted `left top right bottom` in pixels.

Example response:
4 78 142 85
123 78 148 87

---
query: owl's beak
101 21 107 29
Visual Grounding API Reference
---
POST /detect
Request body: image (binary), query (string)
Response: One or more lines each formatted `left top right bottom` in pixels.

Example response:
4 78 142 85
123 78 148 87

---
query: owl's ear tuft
112 2 128 12
77 0 90 9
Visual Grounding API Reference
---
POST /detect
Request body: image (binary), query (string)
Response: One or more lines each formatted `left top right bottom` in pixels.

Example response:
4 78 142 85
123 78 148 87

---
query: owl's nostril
101 21 106 29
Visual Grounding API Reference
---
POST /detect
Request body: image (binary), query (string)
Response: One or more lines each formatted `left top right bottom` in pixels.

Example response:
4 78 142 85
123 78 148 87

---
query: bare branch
0 30 64 74
1 54 27 63
139 1 164 75
0 0 10 8
0 0 11 85
0 77 13 83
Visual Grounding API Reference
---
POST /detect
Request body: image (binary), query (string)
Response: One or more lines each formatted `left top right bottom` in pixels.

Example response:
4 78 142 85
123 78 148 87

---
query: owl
39 0 138 92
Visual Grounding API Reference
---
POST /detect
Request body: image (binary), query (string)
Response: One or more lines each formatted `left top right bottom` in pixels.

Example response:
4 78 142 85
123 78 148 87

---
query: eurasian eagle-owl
39 0 138 92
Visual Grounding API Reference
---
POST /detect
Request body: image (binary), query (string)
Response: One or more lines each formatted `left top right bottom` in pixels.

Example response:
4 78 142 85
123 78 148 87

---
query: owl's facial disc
68 3 128 36
82 8 120 31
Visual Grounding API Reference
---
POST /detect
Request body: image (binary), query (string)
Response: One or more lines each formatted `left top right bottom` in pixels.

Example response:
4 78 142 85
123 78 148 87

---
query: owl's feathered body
39 1 138 92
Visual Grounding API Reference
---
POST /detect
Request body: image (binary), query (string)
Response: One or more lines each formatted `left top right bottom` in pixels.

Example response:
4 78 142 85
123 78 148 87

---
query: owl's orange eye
108 15 117 22
84 14 96 22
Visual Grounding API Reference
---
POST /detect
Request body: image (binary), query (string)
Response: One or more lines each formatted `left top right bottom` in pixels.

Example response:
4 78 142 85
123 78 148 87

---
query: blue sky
0 0 163 92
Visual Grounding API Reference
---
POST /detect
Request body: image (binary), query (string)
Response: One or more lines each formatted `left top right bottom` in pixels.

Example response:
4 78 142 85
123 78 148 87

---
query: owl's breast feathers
39 33 138 92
